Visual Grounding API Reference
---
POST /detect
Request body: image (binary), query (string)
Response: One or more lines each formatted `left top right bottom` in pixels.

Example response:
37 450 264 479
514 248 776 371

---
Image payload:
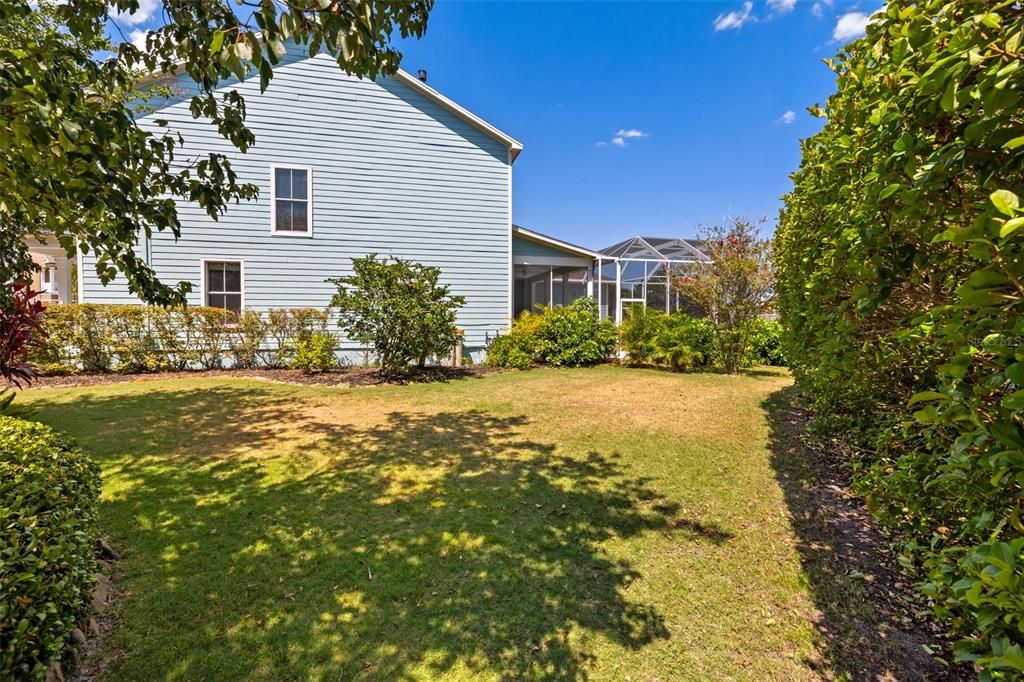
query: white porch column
665 265 671 314
548 265 554 307
614 259 622 326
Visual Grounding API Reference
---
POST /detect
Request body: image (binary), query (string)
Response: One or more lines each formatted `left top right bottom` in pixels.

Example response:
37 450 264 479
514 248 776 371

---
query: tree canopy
0 0 433 308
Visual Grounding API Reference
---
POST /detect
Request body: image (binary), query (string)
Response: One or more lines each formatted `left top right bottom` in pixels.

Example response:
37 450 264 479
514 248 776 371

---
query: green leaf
909 391 946 406
209 30 225 55
1004 135 1024 150
879 183 902 200
991 190 1020 217
1003 390 1024 411
941 78 959 112
1007 363 1024 385
1000 217 1024 238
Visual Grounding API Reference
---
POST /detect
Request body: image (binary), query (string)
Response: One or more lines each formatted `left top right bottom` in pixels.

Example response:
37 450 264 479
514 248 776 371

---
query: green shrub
329 255 465 378
229 310 266 369
486 333 533 370
0 417 100 680
654 313 717 372
619 304 665 365
745 318 784 367
619 307 717 372
774 1 1024 671
486 311 540 370
534 298 616 367
293 332 337 374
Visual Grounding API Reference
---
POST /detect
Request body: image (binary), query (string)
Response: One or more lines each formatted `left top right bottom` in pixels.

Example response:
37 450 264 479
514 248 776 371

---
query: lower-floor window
204 260 242 314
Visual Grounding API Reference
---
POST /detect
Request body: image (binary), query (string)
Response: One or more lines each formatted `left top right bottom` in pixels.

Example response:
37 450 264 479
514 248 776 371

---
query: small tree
328 255 464 378
672 218 773 374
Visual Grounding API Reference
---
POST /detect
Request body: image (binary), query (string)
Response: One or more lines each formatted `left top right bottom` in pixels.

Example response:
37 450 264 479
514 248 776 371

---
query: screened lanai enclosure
596 236 709 322
511 227 709 324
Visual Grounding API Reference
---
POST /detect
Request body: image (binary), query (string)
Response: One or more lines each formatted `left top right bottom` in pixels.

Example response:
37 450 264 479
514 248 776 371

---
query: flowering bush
673 219 773 373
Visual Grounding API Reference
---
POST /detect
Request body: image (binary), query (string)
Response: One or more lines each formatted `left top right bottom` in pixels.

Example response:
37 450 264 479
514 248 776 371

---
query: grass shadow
762 386 963 681
25 384 740 680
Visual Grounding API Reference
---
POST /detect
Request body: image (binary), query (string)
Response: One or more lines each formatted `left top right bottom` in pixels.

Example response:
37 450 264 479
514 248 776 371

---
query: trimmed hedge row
0 417 100 680
31 304 333 374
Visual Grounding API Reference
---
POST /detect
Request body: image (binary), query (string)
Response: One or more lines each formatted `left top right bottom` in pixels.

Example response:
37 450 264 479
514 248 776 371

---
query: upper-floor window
204 260 243 315
271 166 312 235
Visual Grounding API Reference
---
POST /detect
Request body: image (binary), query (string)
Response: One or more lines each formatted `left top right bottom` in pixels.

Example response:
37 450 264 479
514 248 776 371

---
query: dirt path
763 386 971 681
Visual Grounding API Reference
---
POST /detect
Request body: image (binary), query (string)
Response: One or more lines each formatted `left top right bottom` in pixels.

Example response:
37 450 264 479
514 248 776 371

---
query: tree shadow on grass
28 386 735 680
762 386 965 681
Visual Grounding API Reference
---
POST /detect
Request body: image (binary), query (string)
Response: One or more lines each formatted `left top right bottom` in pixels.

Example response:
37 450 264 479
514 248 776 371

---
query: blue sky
109 0 883 247
391 0 882 245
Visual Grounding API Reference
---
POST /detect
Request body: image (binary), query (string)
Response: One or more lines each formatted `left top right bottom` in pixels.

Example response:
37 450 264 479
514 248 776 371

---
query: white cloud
610 128 648 147
599 128 648 148
833 11 871 41
109 0 160 27
778 110 797 124
767 0 797 15
128 29 148 51
616 129 647 140
713 1 754 31
811 0 833 17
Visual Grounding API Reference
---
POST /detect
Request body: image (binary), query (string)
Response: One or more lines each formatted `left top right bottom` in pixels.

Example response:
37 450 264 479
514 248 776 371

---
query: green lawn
24 366 917 680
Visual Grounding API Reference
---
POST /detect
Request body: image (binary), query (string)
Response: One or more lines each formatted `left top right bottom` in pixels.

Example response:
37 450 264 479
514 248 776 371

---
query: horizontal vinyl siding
82 50 512 350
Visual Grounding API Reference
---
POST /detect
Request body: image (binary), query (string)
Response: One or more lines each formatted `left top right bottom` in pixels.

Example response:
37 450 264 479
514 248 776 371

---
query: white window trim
199 258 245 312
270 164 314 237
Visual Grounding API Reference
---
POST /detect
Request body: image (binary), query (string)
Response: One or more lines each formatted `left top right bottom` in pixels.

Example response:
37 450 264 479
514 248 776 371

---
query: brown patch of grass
20 366 951 680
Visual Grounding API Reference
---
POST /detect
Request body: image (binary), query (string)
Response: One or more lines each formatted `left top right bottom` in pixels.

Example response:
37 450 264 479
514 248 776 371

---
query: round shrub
292 332 337 374
486 311 541 370
0 417 100 680
486 333 533 370
535 298 616 367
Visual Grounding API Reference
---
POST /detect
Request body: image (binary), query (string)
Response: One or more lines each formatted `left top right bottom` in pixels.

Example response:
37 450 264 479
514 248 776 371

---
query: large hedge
775 1 1024 673
0 417 101 679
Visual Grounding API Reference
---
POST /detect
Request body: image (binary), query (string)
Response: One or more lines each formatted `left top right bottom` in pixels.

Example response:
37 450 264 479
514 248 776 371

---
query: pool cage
594 236 710 324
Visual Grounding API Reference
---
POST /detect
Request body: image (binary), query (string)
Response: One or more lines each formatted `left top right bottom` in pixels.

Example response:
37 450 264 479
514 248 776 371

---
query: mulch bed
14 366 498 391
767 387 972 680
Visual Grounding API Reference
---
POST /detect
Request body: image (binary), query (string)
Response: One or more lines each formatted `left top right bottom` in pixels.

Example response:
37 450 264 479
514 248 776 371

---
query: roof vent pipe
417 69 427 83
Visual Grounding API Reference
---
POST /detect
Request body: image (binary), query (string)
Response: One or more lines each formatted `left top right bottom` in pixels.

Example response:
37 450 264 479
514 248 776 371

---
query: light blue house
69 48 706 359
76 48 520 359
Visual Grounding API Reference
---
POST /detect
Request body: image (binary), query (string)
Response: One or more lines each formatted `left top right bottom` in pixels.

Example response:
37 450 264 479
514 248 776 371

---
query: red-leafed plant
0 285 46 411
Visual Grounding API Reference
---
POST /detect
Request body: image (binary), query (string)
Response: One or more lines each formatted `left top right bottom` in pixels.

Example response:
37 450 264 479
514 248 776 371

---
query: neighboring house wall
26 237 72 304
512 236 591 266
80 48 513 357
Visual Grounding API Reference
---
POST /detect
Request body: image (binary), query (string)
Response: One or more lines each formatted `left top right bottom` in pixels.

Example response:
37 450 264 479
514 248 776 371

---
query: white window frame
270 164 314 237
199 258 245 313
